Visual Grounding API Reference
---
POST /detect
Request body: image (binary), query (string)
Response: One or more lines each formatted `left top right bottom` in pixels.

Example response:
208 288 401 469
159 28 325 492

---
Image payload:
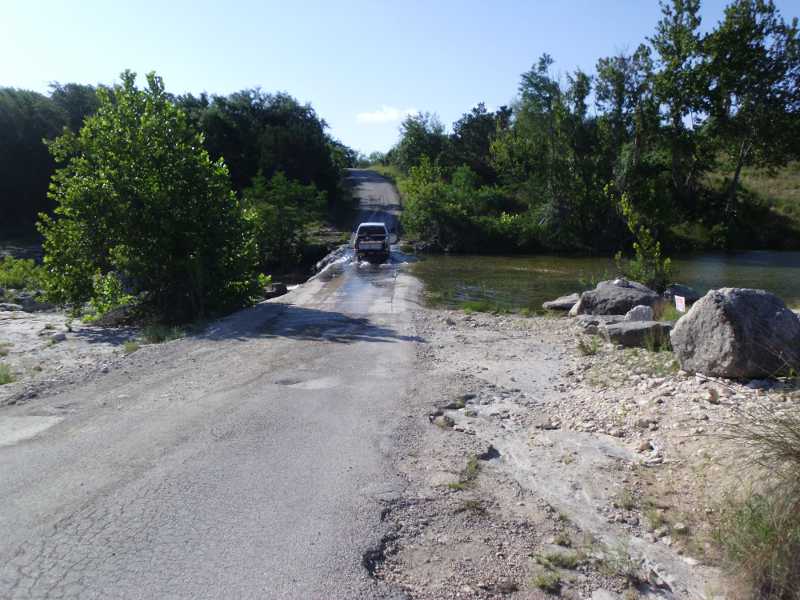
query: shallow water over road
412 251 800 310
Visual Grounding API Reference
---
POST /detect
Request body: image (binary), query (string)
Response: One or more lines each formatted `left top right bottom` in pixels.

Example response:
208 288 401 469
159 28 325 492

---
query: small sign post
675 295 686 313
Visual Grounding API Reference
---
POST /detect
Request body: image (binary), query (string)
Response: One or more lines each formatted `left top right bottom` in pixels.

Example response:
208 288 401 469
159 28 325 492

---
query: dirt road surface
0 170 418 599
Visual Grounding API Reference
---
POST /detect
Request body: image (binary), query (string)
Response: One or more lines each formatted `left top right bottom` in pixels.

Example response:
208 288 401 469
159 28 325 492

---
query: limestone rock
670 288 800 378
624 305 654 322
601 321 672 348
543 293 580 311
573 279 660 316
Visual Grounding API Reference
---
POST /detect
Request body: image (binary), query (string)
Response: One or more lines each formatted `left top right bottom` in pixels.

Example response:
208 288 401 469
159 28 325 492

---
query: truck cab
354 222 391 263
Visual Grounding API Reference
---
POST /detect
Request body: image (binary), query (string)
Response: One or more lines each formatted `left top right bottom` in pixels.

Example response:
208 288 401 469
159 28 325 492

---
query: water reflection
412 252 800 310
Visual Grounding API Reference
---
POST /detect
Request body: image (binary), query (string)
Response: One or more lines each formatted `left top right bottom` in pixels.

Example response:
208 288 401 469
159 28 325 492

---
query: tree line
1 71 358 321
384 0 800 255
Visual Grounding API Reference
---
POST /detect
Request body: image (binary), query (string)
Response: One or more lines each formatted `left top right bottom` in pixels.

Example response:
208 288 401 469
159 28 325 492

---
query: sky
2 0 797 154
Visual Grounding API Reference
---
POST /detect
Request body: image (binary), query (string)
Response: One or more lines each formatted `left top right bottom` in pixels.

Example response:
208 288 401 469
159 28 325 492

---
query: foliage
614 192 673 292
38 71 259 321
89 272 134 316
386 0 800 254
392 112 447 173
0 363 14 385
176 89 349 203
0 256 45 290
717 403 800 599
244 171 326 269
141 324 185 344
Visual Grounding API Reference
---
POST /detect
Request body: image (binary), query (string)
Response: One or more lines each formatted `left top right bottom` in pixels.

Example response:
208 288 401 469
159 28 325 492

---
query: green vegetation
653 301 683 322
141 324 185 344
537 550 582 570
577 336 601 356
383 0 799 256
0 363 15 385
448 454 481 491
530 571 561 593
553 532 572 547
0 257 45 290
123 340 140 354
244 172 326 269
38 71 259 321
0 342 10 357
2 71 358 323
717 404 800 598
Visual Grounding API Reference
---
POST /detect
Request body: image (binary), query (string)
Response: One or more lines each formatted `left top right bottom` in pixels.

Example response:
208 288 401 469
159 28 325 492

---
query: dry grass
716 404 800 598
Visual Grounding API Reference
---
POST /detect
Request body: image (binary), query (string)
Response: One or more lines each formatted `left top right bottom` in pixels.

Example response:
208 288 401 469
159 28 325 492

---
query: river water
411 251 800 311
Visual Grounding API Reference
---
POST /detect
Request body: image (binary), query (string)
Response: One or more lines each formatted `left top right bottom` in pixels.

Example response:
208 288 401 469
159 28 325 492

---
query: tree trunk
726 140 750 223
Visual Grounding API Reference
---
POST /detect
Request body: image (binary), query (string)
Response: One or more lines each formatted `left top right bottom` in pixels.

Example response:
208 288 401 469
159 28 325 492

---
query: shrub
614 192 673 292
141 324 184 344
578 336 600 356
0 256 45 290
718 405 800 598
243 172 325 269
38 71 259 322
0 363 15 385
531 571 561 593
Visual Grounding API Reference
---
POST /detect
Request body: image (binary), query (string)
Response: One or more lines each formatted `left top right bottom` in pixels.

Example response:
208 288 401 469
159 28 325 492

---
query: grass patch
537 550 582 570
598 543 643 583
715 403 800 598
654 301 684 322
643 329 671 353
141 324 185 344
366 163 403 185
460 299 509 314
554 532 572 547
577 335 600 356
123 340 140 354
531 571 561 593
0 363 15 385
644 506 667 531
615 488 638 511
0 342 10 357
448 454 481 491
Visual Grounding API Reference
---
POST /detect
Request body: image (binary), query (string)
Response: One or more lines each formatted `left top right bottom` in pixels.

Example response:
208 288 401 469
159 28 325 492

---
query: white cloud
356 105 417 125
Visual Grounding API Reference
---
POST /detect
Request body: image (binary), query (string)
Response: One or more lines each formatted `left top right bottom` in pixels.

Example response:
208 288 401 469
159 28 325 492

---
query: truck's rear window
358 226 386 237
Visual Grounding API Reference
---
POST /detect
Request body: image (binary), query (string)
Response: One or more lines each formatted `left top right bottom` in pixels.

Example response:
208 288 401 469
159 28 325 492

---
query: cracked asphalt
0 170 419 599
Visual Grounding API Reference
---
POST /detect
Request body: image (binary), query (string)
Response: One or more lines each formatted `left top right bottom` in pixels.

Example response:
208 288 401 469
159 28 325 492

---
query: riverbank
380 306 798 599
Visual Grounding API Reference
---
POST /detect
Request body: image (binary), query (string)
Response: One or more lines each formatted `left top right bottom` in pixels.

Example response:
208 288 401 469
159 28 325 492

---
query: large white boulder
670 288 800 378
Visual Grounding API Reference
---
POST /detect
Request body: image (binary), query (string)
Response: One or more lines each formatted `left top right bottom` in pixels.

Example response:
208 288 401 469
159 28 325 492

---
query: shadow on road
200 302 425 345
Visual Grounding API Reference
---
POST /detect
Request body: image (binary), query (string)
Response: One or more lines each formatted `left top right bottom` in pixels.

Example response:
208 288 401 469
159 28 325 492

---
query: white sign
675 295 686 313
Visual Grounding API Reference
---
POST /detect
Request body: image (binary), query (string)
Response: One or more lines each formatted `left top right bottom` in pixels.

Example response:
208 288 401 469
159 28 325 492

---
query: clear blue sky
2 0 797 154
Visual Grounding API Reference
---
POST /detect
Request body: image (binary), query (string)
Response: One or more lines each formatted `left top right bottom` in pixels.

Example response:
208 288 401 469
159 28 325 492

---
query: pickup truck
353 222 392 263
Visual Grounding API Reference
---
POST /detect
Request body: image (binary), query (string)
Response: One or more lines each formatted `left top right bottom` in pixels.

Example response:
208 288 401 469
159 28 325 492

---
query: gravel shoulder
382 307 799 599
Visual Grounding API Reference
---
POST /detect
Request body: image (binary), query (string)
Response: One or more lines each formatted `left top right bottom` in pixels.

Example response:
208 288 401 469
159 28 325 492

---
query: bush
718 405 800 598
0 363 15 385
38 71 259 322
614 192 672 292
0 256 45 290
243 171 325 269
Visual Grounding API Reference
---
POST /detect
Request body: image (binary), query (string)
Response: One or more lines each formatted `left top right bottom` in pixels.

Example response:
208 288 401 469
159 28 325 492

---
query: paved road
0 171 419 599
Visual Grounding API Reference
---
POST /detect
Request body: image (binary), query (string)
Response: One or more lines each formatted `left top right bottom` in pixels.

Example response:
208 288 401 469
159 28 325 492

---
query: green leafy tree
706 0 800 224
393 113 447 173
650 0 707 209
0 88 65 227
38 71 258 321
243 171 326 268
613 189 673 292
443 103 511 184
